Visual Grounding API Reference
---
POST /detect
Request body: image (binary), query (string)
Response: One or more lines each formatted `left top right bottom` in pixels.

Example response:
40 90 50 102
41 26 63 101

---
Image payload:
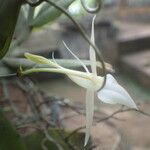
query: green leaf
23 128 92 150
11 6 32 50
0 109 27 150
31 0 74 27
0 0 22 59
35 0 59 16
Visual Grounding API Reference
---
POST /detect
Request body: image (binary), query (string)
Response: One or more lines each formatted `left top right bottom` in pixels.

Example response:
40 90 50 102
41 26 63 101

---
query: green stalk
19 67 93 80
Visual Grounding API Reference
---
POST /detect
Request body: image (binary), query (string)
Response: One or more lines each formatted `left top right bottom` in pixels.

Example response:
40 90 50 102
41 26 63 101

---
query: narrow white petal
52 52 64 69
62 41 89 73
84 89 95 146
89 15 97 75
52 55 101 90
97 74 138 109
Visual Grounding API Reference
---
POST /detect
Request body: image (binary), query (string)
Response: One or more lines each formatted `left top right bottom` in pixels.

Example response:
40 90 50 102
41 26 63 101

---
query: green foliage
0 109 27 150
23 129 92 150
0 0 22 59
0 0 74 58
0 109 92 150
31 0 74 27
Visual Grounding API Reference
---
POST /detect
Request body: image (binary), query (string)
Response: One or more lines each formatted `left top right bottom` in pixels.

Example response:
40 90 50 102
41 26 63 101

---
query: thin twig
61 100 124 121
65 105 150 141
0 73 17 79
41 137 48 150
1 79 20 116
44 129 63 150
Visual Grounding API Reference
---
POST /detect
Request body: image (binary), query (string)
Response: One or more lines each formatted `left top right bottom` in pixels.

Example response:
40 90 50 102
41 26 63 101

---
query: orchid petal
68 74 103 90
52 54 96 89
69 75 92 89
25 53 57 68
63 41 89 73
52 51 103 90
97 74 138 109
89 15 97 76
52 52 64 69
84 89 94 146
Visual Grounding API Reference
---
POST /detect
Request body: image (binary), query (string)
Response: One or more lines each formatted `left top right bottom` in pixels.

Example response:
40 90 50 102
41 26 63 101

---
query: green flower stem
20 68 93 81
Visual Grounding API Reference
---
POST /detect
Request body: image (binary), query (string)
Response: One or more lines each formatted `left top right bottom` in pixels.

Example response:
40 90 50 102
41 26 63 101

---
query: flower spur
20 16 138 146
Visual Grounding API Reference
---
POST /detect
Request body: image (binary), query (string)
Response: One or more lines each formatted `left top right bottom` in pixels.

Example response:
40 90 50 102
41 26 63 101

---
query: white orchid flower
20 16 137 146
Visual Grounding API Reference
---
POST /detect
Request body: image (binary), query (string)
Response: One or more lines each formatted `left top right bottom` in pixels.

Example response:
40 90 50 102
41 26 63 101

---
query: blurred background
0 0 150 149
